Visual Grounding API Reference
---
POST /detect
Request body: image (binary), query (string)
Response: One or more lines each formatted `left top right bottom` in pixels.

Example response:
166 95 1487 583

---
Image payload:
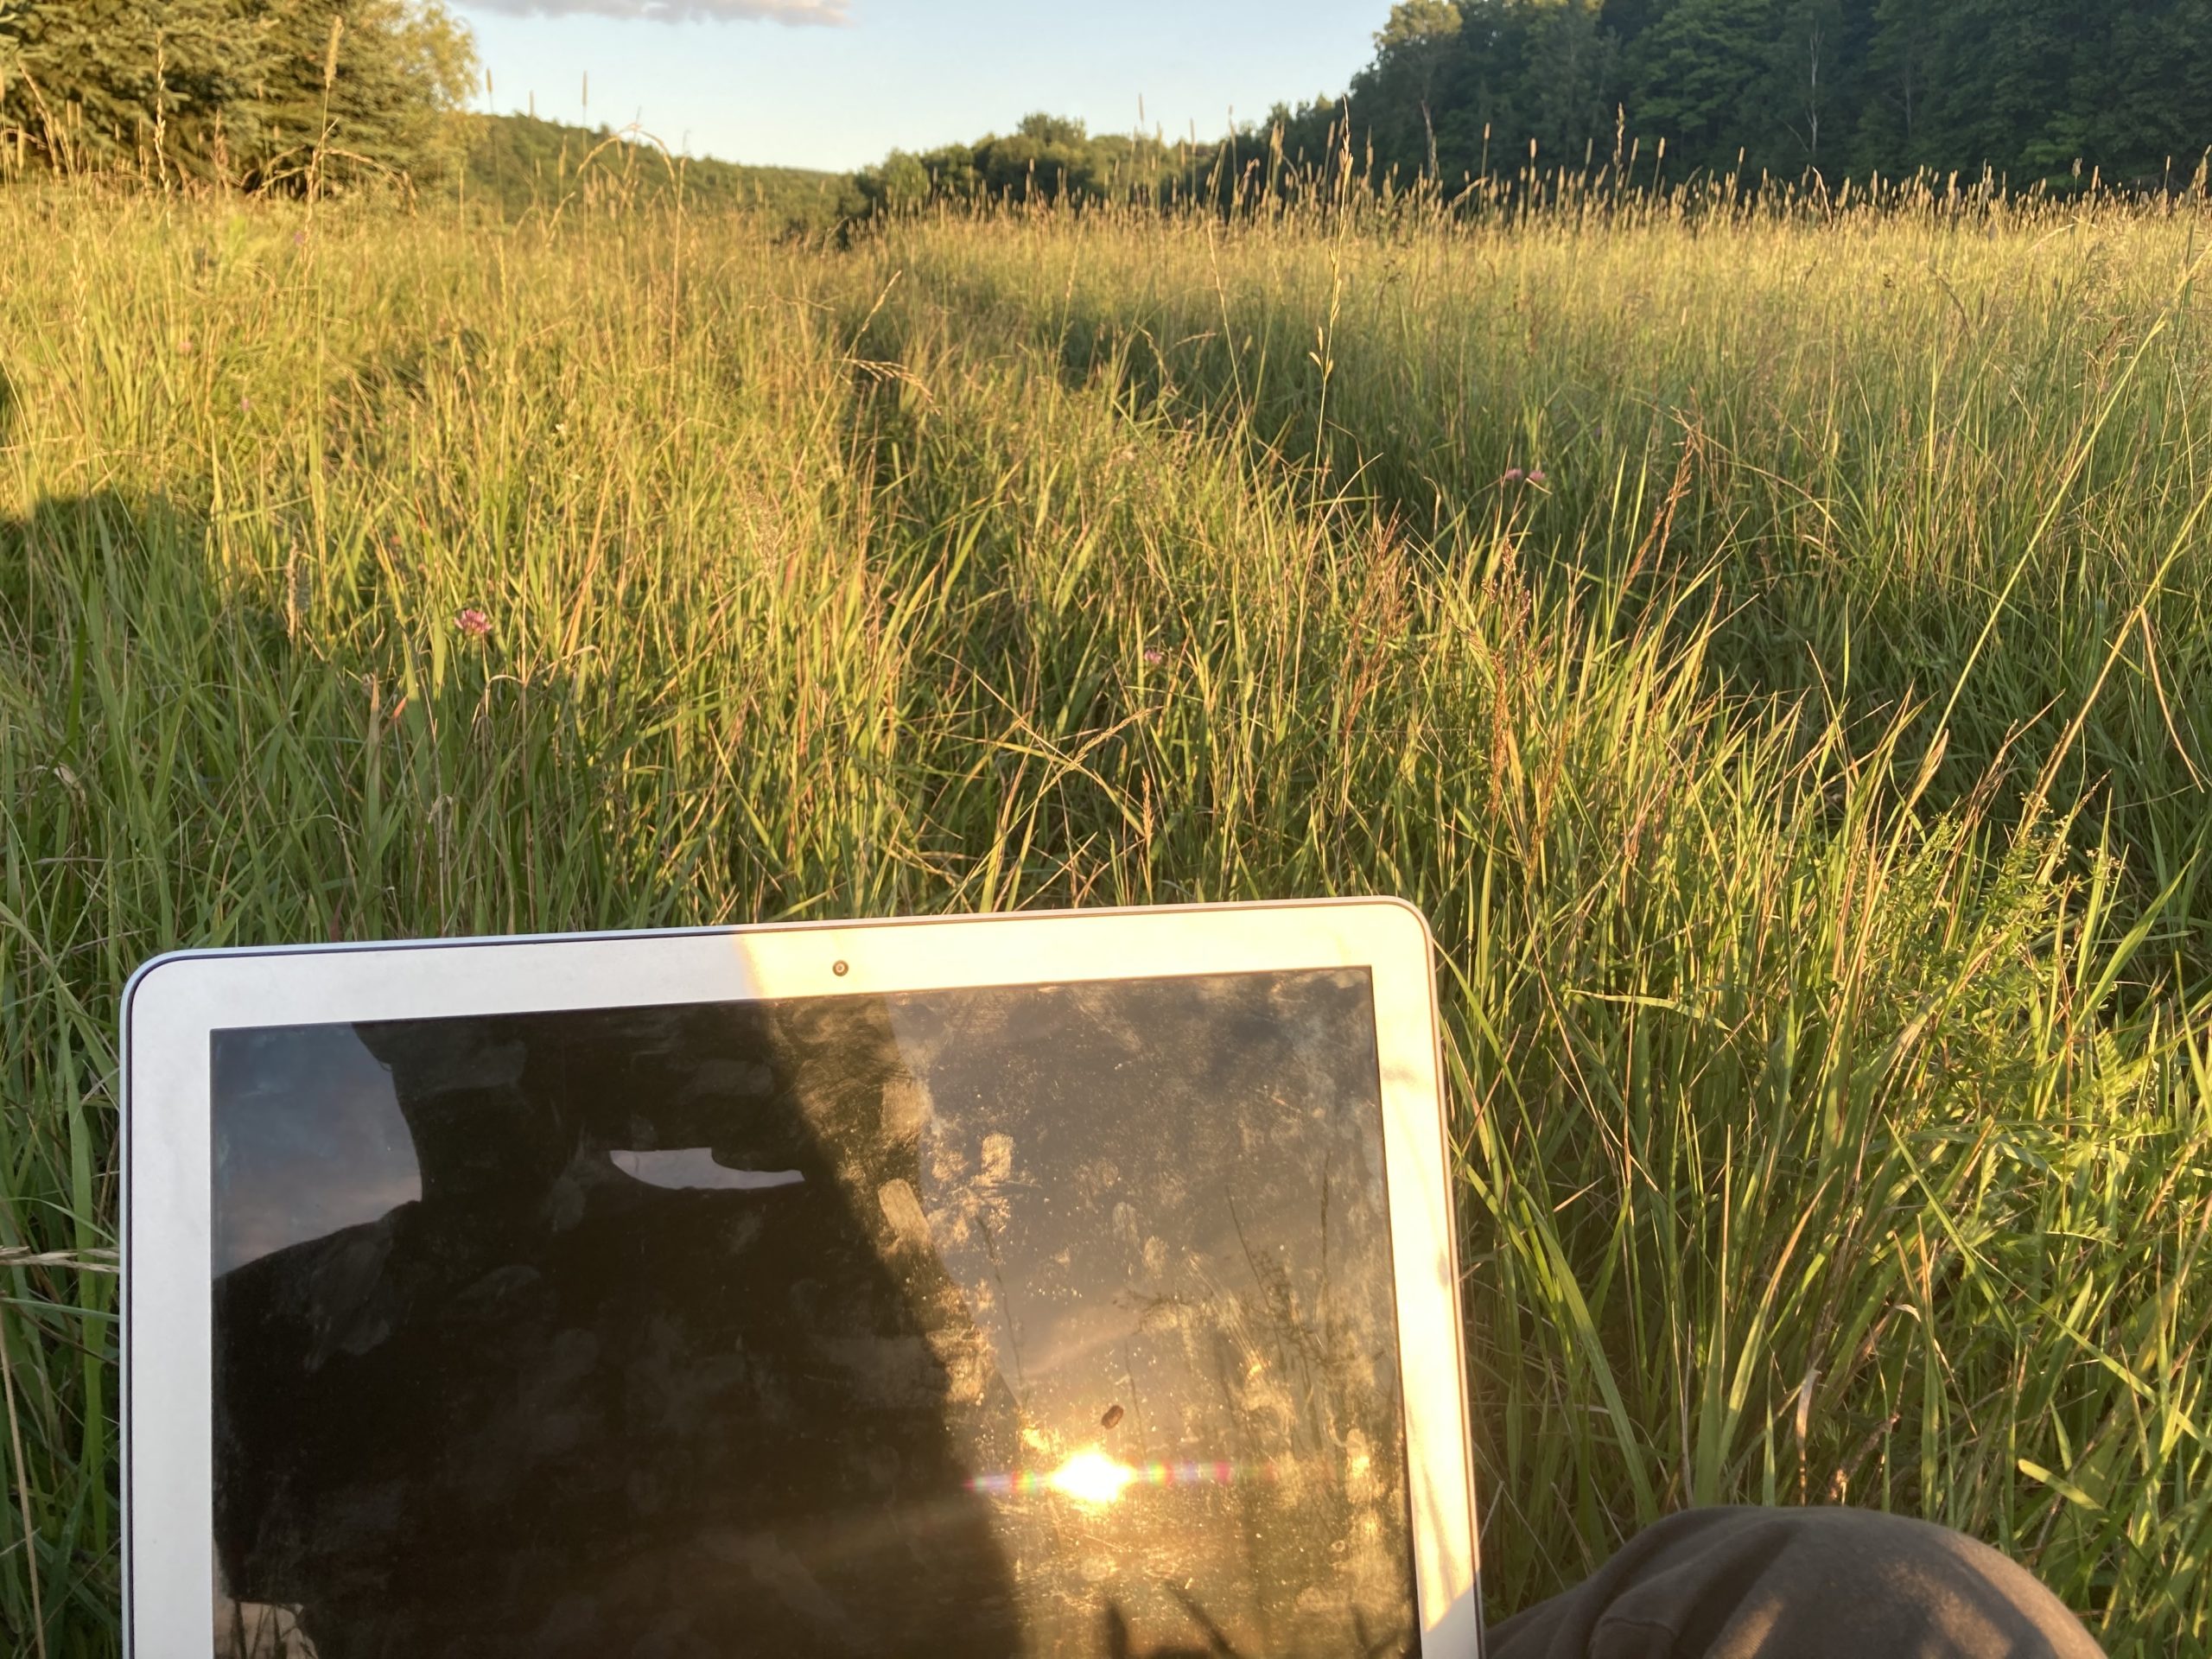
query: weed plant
2 175 2210 1653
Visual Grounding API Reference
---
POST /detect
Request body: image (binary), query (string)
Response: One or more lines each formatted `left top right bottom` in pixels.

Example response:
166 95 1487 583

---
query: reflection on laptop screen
210 969 1417 1657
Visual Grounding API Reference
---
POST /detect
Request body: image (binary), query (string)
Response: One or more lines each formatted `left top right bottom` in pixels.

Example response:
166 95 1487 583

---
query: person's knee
1488 1506 2103 1659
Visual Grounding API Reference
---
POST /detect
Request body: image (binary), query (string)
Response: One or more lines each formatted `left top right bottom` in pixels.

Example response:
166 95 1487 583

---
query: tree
1891 0 2099 179
2068 0 2212 183
1357 0 1463 177
235 0 478 191
854 149 930 214
1765 0 1851 171
830 0 2208 219
0 0 476 188
0 0 245 175
1521 0 1616 169
1621 0 1779 176
1324 0 2206 194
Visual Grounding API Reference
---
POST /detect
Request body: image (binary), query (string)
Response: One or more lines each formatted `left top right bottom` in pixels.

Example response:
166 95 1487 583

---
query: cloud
464 0 850 21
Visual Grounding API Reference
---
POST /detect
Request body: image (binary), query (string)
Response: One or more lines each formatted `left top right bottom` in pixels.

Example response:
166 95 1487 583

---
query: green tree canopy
0 0 476 188
853 111 1197 215
1293 0 2212 188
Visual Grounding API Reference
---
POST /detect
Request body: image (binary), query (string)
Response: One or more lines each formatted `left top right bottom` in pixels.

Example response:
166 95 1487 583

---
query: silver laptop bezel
123 899 1481 1656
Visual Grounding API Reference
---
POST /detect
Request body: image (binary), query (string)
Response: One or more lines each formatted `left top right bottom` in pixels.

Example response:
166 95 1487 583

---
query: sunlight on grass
2 177 2209 1653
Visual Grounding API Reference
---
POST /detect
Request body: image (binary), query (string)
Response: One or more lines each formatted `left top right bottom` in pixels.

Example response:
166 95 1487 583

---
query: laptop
123 899 1481 1656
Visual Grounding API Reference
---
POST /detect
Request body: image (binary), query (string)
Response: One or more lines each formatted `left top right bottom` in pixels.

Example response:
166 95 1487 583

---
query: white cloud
465 0 849 22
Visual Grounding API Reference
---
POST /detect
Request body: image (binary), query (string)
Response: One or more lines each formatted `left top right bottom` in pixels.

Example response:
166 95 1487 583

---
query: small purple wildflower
1501 467 1525 484
1529 468 1548 485
454 607 492 638
1142 647 1166 667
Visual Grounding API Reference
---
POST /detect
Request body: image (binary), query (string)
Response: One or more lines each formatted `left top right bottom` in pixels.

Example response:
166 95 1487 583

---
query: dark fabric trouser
1486 1507 2106 1658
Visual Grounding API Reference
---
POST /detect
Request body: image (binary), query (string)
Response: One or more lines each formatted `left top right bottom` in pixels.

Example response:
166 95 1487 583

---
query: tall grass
2 179 2209 1654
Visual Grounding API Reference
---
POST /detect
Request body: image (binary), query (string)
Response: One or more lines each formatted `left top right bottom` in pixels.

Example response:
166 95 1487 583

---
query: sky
451 0 1386 173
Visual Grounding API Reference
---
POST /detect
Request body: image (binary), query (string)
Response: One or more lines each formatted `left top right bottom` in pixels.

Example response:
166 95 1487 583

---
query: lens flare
968 1455 1266 1503
1046 1448 1136 1508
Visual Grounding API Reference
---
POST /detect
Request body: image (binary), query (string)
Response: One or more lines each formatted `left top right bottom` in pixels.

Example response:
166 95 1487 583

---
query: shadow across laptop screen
211 970 1418 1658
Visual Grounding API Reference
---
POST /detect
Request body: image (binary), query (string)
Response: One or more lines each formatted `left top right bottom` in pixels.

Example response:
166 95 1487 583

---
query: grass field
3 178 2211 1654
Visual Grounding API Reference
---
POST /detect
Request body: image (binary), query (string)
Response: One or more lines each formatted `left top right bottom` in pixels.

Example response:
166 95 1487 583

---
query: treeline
469 113 856 231
0 0 473 188
7 0 2207 210
855 113 1203 214
858 0 2212 216
0 5 849 226
1274 0 2212 189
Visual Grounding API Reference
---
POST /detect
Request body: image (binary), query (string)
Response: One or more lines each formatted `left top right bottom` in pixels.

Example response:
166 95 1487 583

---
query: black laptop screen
209 969 1418 1658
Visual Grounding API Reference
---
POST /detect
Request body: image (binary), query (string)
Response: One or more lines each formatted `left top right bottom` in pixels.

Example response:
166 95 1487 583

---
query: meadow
3 176 2210 1653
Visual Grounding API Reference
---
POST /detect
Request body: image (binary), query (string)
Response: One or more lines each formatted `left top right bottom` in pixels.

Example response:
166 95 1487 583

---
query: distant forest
865 0 2212 209
1289 0 2212 188
3 0 2208 210
467 113 855 228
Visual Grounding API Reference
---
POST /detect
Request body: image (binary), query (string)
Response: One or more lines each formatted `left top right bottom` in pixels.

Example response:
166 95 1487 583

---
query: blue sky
452 0 1386 172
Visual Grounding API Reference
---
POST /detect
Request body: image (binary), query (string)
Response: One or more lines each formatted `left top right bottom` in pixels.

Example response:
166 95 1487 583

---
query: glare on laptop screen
209 969 1418 1657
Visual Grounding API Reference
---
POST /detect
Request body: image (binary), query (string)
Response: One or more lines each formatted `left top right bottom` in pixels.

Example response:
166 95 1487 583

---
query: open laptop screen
210 969 1417 1658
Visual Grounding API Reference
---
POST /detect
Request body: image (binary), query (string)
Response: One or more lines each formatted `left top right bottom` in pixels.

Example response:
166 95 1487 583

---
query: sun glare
1046 1448 1136 1508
